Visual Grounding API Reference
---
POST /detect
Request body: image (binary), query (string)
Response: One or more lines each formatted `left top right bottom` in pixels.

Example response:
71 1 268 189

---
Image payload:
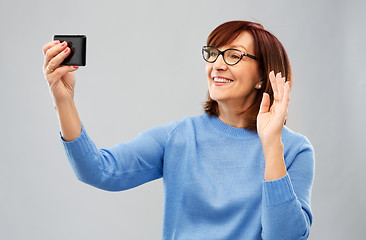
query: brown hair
203 20 292 130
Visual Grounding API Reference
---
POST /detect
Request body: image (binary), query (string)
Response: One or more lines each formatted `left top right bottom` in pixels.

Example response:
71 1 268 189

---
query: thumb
258 92 270 114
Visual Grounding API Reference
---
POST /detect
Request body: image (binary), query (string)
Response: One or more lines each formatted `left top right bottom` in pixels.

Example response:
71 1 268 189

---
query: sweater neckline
204 113 258 140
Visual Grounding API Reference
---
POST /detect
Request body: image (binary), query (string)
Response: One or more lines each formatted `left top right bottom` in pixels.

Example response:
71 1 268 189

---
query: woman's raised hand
257 71 290 145
42 40 79 104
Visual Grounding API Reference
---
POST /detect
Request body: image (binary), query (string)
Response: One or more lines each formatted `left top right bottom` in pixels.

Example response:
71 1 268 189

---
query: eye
209 52 217 57
229 53 241 59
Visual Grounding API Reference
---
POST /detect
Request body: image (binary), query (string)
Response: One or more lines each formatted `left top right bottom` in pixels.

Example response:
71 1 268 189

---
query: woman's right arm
42 40 81 141
55 99 82 142
42 40 179 191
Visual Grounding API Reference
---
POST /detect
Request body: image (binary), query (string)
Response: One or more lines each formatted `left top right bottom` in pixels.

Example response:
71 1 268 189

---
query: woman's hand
42 40 79 104
257 71 290 180
257 71 290 146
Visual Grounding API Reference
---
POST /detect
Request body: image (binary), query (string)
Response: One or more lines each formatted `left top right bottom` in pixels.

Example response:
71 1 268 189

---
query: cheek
205 63 212 77
236 66 259 83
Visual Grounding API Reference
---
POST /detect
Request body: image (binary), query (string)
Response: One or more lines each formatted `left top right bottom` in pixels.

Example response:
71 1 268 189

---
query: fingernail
279 72 282 78
73 66 79 69
61 41 67 46
63 47 69 53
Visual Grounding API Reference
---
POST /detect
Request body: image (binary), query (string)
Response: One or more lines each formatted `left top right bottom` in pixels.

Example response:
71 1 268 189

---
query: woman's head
203 20 292 130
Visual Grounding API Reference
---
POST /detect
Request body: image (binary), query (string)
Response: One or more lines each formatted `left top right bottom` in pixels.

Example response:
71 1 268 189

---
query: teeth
214 78 233 83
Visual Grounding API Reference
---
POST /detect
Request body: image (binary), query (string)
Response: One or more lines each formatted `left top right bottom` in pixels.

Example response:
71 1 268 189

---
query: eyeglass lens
203 47 242 65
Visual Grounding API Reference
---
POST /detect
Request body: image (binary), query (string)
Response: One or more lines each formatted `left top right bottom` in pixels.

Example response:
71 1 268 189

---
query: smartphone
53 35 87 66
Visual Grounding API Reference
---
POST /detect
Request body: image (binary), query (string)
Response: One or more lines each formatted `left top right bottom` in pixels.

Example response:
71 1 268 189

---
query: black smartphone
53 35 87 66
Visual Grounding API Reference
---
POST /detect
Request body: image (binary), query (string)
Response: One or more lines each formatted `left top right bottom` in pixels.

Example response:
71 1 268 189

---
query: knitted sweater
60 113 315 240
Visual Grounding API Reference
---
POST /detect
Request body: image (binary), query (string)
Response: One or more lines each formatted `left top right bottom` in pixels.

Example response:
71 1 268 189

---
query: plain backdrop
1 0 365 239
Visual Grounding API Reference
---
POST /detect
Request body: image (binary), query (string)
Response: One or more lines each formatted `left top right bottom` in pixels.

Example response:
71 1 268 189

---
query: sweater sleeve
261 137 315 240
59 121 179 191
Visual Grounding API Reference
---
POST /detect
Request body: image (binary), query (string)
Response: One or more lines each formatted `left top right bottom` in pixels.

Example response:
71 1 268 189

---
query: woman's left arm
257 71 315 239
257 71 290 181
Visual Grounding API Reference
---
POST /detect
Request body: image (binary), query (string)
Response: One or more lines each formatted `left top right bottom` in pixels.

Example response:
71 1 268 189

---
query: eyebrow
228 44 248 52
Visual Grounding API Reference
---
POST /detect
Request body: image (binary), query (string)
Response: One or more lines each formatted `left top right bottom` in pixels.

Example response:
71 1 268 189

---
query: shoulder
282 126 313 150
282 125 315 166
139 114 207 139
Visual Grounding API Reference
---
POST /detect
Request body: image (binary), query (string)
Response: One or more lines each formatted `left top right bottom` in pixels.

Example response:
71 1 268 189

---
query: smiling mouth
213 77 234 83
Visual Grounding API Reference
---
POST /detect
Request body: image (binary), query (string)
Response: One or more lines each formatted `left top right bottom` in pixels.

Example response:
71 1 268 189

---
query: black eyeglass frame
202 46 257 65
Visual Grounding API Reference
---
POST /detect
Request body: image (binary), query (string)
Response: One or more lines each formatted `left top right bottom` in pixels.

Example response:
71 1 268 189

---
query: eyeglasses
202 46 257 65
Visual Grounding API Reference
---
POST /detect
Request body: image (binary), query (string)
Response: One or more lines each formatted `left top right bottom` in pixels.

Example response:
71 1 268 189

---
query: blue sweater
60 113 315 240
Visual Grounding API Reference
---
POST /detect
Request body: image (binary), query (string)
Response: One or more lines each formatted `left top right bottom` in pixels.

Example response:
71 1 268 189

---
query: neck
217 99 252 129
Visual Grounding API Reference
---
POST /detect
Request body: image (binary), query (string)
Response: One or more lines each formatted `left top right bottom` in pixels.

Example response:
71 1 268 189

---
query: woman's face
206 31 261 110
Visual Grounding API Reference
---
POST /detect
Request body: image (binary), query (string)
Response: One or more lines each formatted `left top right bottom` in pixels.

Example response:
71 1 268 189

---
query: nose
212 53 228 71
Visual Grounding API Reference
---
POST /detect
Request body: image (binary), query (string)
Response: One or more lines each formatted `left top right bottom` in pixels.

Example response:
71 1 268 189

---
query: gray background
1 0 365 239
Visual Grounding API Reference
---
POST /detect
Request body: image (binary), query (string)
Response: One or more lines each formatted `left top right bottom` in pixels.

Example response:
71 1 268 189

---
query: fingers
43 41 70 74
46 65 79 86
42 40 60 55
259 92 270 114
269 71 280 102
46 47 71 74
269 71 287 103
276 72 284 101
282 81 290 106
269 71 278 98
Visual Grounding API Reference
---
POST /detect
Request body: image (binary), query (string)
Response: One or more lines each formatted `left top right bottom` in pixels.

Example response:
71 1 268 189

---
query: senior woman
43 20 315 239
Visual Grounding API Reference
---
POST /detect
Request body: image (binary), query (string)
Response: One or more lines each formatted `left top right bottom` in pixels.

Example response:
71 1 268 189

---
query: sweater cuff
262 174 297 207
59 122 93 158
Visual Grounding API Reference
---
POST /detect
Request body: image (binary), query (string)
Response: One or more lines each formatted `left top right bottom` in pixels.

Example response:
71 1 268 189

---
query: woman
42 21 315 239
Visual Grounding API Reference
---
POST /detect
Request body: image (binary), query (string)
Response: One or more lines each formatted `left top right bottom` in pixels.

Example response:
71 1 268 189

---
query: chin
209 87 227 101
209 93 226 102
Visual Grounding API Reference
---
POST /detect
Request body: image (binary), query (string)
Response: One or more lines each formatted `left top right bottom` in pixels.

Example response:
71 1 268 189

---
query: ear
255 80 263 89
